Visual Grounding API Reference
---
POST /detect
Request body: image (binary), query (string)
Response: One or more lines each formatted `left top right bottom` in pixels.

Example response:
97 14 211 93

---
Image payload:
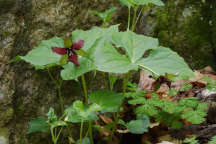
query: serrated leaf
17 37 64 68
178 97 199 109
46 107 58 123
137 46 194 80
27 117 49 134
135 104 159 116
197 103 208 111
171 120 182 129
181 110 206 124
180 82 193 91
61 57 95 80
89 90 124 112
209 136 216 144
64 101 99 123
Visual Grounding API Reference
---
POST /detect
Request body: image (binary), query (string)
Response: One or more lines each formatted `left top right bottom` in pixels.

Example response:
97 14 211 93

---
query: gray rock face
0 136 8 144
0 0 215 144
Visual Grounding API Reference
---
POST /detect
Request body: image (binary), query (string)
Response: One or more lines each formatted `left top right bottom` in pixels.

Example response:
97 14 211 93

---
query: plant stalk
109 72 131 142
48 69 64 114
127 6 131 31
80 120 84 144
131 6 138 32
80 74 94 144
81 75 88 105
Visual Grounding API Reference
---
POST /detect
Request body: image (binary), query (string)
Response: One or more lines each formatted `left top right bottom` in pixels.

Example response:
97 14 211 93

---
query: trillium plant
52 40 84 66
12 0 206 144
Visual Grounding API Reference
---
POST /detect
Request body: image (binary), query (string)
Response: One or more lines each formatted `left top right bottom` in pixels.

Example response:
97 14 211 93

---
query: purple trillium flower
52 40 84 66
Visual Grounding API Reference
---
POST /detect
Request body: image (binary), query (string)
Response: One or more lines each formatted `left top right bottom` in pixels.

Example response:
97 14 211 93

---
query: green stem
131 6 138 32
48 70 64 114
102 72 108 89
88 122 94 144
56 127 63 141
80 120 84 144
81 75 88 105
134 7 143 28
109 72 131 142
127 6 131 31
138 64 159 76
51 128 57 144
57 83 64 115
80 75 94 144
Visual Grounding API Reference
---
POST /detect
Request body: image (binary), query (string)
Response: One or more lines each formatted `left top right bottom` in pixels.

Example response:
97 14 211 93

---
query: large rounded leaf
64 101 99 123
89 90 124 112
137 46 194 79
61 57 95 80
15 37 64 68
94 42 138 73
112 31 159 63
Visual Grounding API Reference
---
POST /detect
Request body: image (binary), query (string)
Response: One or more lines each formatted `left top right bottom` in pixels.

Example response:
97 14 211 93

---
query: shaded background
0 0 215 143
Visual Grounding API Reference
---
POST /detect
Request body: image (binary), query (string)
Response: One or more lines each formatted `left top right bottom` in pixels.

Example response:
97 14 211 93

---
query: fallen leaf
138 70 156 91
99 115 113 124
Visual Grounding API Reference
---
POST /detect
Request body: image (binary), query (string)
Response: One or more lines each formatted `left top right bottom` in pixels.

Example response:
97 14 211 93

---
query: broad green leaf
112 31 159 63
17 37 64 68
72 25 119 56
50 121 67 129
76 137 90 144
89 90 124 112
137 46 194 80
61 57 95 80
133 0 164 6
27 117 49 134
126 119 149 134
64 101 99 123
94 42 138 73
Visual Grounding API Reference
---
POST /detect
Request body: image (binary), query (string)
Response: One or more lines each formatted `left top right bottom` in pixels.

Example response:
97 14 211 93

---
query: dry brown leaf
149 122 160 128
138 70 156 91
189 71 206 87
157 83 170 98
158 134 183 144
116 129 129 134
99 115 113 124
171 80 186 91
198 66 216 75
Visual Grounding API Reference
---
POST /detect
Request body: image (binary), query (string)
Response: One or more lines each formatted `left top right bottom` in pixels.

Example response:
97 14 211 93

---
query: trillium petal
72 40 84 50
68 52 80 66
52 47 67 55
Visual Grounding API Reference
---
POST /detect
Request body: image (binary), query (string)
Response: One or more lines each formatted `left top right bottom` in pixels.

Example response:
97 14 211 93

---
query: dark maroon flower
52 40 84 66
